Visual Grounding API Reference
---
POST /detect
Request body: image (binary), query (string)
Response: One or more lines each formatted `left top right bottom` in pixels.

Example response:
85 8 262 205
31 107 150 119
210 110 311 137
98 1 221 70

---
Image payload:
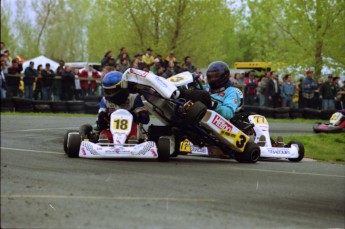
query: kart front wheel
185 101 207 124
287 141 304 162
235 142 260 163
64 130 79 154
157 137 171 162
66 133 81 158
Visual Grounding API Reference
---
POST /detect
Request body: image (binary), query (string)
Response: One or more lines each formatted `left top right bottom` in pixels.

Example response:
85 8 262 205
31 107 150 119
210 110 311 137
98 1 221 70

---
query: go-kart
64 68 262 163
313 110 345 133
165 71 305 162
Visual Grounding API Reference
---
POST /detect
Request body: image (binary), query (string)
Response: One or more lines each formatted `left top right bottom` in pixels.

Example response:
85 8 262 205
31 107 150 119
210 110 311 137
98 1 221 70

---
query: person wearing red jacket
78 64 101 96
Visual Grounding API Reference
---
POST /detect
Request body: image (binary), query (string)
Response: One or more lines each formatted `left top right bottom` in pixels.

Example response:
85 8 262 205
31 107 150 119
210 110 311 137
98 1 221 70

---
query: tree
0 0 16 54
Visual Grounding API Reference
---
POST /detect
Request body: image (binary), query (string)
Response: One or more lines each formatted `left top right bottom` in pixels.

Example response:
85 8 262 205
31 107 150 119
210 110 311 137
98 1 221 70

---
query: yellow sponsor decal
113 118 130 130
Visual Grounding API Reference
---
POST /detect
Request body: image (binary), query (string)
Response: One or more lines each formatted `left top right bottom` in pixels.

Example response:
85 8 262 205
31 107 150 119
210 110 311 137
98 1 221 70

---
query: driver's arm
212 88 239 120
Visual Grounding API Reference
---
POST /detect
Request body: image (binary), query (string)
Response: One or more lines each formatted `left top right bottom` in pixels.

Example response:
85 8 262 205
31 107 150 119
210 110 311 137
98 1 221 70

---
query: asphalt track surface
1 115 344 229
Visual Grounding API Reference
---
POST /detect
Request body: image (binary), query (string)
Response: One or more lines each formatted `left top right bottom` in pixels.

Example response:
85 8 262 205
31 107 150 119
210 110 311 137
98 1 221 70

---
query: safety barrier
0 97 337 120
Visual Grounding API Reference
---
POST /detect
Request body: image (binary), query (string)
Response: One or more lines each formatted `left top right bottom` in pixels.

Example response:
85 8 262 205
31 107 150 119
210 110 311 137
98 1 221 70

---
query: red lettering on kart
130 68 148 77
81 147 86 155
212 114 233 132
150 149 157 157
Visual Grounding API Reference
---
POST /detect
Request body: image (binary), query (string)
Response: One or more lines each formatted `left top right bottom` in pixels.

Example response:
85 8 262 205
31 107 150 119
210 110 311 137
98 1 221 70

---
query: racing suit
210 83 240 120
98 94 150 142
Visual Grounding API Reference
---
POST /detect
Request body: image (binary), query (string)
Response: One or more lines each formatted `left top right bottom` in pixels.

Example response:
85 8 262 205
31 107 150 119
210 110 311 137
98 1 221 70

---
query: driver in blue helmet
206 61 240 120
98 70 150 143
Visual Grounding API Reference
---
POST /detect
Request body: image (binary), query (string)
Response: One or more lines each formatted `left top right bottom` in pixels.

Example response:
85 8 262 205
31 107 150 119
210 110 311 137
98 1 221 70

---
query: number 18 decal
113 118 129 130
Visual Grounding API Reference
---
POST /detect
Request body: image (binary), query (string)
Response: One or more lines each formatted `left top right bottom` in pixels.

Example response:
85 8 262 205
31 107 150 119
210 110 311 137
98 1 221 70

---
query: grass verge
283 134 345 164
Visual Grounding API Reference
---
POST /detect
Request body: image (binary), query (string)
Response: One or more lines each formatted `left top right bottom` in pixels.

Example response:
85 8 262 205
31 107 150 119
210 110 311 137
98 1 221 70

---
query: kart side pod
200 110 250 153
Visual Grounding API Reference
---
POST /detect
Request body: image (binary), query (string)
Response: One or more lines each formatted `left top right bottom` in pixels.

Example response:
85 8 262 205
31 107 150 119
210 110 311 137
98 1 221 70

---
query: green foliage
2 0 344 72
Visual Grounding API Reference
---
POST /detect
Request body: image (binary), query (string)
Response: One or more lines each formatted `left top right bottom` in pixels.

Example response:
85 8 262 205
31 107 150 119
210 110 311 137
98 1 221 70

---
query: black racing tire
66 133 81 158
184 101 207 124
287 141 304 162
84 102 99 114
66 100 85 113
63 130 79 154
157 137 171 162
79 124 93 139
235 142 260 163
313 124 322 133
51 101 68 113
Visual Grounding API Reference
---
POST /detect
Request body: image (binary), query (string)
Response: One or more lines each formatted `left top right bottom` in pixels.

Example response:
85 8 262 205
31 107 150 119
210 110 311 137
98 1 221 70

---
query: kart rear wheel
235 142 260 163
157 137 171 162
185 101 207 124
64 130 79 154
287 141 304 162
66 133 81 158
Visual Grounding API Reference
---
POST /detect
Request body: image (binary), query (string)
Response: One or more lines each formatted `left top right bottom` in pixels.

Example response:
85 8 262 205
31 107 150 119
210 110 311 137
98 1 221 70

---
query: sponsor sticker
267 148 290 155
130 68 148 77
155 76 168 88
179 139 191 153
212 114 233 132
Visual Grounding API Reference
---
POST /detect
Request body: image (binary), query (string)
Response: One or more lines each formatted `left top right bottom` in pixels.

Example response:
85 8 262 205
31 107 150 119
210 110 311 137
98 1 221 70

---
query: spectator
23 61 38 100
173 61 183 74
59 59 65 69
33 64 43 100
0 41 6 54
182 56 196 73
244 72 258 105
132 53 145 69
237 73 245 87
142 48 154 66
320 75 337 110
53 66 63 101
258 72 270 106
74 68 82 100
157 66 166 77
0 63 7 98
6 59 22 97
266 72 280 108
335 81 345 109
150 58 161 74
165 51 177 68
301 69 318 108
114 63 121 72
116 47 131 65
163 65 175 78
101 50 115 68
281 74 295 108
78 64 101 96
41 63 55 101
119 58 130 73
61 66 75 101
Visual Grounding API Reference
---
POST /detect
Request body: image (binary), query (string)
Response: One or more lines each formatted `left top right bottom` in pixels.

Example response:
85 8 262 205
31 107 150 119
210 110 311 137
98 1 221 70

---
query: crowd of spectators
1 41 344 110
233 69 345 110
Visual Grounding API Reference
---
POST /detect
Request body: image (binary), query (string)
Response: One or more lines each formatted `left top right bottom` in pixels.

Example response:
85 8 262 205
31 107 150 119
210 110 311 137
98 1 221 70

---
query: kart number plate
330 113 340 121
179 139 191 153
168 75 189 84
233 133 249 150
112 118 130 131
251 115 268 124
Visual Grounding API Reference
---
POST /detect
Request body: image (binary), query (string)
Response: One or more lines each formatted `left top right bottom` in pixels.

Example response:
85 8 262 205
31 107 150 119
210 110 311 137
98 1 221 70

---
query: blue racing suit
210 83 240 120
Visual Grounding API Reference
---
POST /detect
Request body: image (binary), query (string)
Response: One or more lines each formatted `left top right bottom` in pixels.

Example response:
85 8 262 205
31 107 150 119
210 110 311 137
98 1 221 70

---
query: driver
206 61 240 120
97 71 150 143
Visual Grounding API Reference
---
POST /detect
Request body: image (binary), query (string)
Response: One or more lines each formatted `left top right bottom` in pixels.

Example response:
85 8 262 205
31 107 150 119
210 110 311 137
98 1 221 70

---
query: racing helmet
206 61 230 91
102 71 129 105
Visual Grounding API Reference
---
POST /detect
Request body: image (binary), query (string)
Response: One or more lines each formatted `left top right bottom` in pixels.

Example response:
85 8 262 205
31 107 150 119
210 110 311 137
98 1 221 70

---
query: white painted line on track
1 127 78 133
0 194 217 202
1 147 64 155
